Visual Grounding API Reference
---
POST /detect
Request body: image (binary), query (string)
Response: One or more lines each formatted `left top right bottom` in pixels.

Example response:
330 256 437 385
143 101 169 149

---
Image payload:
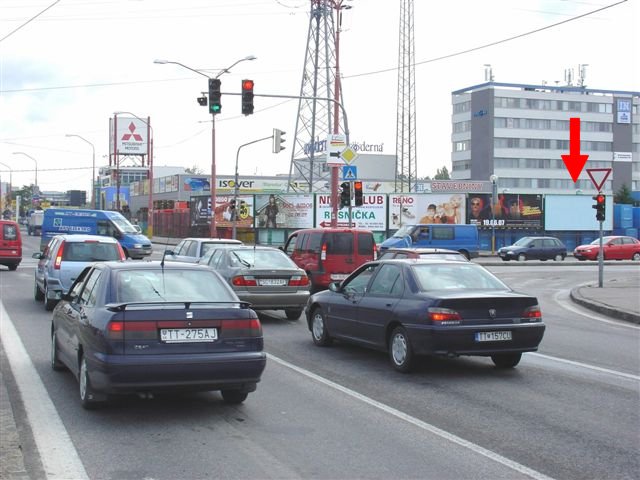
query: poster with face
388 194 466 228
254 194 314 229
467 193 542 228
189 194 254 228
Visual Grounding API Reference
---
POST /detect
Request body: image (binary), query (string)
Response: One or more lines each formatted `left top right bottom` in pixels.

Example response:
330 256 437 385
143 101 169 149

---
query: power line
0 0 61 43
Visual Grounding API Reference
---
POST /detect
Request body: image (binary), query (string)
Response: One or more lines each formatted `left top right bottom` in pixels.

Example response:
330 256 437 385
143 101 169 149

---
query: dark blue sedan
51 261 266 409
305 259 545 372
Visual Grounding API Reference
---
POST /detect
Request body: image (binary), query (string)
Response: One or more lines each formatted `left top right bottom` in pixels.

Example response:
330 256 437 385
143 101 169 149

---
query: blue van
380 224 479 259
40 209 153 259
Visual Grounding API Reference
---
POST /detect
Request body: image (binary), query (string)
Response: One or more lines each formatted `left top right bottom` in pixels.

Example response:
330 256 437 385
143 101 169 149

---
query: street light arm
216 55 257 79
153 59 210 79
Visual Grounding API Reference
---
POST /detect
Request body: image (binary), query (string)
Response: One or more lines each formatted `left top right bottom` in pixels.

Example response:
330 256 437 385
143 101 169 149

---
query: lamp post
12 152 38 193
113 112 153 236
0 161 12 219
65 134 95 208
490 174 498 255
154 55 256 238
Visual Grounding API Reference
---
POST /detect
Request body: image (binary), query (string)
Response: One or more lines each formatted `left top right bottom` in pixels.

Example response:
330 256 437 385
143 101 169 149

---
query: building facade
451 82 639 194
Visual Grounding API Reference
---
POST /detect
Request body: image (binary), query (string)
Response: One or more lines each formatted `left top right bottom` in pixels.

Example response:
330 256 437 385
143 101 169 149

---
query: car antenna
160 235 170 269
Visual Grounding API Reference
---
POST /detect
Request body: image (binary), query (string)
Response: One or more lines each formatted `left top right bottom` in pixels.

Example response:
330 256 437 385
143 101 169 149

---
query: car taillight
220 318 262 337
232 275 258 287
428 307 462 325
116 243 126 260
289 275 309 287
54 241 65 269
373 245 378 260
522 305 542 321
107 321 157 340
321 243 327 261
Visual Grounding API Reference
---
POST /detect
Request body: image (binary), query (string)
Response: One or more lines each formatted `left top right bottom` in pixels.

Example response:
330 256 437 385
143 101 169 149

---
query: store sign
315 194 387 230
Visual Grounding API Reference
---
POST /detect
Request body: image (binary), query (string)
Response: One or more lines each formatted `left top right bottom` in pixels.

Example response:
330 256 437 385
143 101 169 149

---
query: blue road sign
342 165 357 181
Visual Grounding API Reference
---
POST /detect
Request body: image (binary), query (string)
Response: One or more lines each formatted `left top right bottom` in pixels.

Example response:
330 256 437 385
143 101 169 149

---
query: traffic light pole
348 181 353 228
597 219 604 288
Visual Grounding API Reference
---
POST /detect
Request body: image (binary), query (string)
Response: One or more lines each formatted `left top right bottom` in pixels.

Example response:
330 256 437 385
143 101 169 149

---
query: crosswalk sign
342 165 357 181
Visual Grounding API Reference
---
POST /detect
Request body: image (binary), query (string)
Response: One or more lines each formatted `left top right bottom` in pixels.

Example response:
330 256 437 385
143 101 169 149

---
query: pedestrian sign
342 165 357 181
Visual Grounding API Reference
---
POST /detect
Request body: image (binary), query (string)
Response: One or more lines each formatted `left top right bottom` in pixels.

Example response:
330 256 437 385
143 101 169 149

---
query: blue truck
379 224 480 259
40 208 153 259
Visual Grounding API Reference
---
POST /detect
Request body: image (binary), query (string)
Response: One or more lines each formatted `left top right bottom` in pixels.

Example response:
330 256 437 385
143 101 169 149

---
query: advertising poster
189 194 254 228
183 177 211 192
315 193 387 230
467 193 542 228
254 194 314 229
388 193 467 229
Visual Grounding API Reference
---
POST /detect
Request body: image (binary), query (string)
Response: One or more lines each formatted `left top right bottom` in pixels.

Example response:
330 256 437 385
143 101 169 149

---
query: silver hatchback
33 234 125 310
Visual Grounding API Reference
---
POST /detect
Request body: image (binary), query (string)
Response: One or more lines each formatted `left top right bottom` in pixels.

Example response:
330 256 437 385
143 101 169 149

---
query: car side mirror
328 282 339 292
165 250 175 256
32 252 42 259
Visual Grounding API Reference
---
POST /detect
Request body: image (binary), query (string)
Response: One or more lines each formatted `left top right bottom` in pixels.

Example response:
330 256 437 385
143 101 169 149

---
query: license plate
160 328 218 343
475 331 512 342
258 279 287 286
330 274 348 280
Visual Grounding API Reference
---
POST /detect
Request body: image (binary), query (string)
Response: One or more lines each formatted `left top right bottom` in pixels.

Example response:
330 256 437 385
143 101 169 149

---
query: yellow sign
341 147 358 165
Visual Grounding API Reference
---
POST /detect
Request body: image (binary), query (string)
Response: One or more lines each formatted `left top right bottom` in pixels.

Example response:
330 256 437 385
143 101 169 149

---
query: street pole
65 134 95 208
490 174 498 255
597 218 604 288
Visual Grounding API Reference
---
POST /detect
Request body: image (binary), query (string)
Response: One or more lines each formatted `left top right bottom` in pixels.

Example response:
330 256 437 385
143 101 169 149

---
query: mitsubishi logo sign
112 116 149 155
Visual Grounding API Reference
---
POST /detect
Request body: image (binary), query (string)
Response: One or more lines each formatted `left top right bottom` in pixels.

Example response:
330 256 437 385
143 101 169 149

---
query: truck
40 208 153 259
379 224 480 259
27 210 44 236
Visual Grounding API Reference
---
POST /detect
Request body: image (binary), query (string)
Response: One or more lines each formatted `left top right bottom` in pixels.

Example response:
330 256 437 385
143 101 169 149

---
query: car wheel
221 390 249 404
51 330 65 371
79 355 100 409
285 308 303 320
501 258 510 262
491 353 522 368
554 254 564 261
517 254 526 262
311 307 332 346
44 284 56 311
34 282 44 301
389 326 414 373
632 253 640 261
8 264 18 271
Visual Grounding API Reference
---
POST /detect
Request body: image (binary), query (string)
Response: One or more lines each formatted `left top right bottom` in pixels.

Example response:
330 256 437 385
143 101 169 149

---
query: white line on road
553 289 640 329
267 353 556 480
0 302 88 480
530 352 640 381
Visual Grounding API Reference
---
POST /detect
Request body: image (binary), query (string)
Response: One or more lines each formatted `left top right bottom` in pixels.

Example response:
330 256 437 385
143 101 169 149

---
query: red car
574 236 640 261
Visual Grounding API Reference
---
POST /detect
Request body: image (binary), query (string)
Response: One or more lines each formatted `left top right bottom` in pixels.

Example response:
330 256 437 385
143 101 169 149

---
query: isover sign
315 194 387 230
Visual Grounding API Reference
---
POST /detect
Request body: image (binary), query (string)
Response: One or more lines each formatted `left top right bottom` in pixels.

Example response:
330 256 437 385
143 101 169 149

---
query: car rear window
62 242 121 262
325 233 353 255
230 249 296 268
357 233 374 255
412 263 508 291
2 223 18 241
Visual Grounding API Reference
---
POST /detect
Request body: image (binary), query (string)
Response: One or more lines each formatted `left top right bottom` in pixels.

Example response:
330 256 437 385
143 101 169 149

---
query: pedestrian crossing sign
342 165 357 181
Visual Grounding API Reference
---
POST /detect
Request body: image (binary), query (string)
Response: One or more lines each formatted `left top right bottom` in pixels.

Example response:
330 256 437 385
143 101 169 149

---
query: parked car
574 236 640 261
498 236 567 261
51 261 267 409
33 234 126 310
305 259 546 372
164 237 243 264
0 219 22 271
201 245 310 320
282 228 377 292
378 247 469 261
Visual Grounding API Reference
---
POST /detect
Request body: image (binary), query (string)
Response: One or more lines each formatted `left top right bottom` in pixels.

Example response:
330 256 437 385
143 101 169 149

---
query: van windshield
392 225 415 238
108 213 138 234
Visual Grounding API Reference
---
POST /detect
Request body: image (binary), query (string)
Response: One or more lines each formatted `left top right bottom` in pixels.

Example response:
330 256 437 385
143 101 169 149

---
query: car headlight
133 243 142 248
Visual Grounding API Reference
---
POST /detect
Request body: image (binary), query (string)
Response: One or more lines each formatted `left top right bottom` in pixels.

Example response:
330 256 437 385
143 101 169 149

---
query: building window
453 120 470 133
454 140 469 152
453 101 470 113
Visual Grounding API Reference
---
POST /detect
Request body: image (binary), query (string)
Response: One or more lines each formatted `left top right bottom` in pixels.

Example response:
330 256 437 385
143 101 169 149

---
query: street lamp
0 161 12 219
66 134 96 208
113 112 154 236
154 55 256 237
489 174 499 254
12 152 38 192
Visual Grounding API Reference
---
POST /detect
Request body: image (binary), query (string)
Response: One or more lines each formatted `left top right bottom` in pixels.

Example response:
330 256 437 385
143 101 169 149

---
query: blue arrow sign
342 165 357 181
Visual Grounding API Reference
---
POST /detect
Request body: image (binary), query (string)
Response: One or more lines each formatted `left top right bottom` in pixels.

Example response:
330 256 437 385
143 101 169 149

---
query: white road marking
0 302 88 480
267 353 556 480
530 353 640 381
553 289 640 329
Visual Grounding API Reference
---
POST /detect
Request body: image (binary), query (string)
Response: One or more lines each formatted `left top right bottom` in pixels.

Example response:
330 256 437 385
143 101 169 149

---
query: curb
569 287 640 324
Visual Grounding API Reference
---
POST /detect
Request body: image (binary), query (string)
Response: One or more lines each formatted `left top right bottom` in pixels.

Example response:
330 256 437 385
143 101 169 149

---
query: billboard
388 193 467 229
316 193 387 230
189 194 254 228
254 194 314 229
544 195 613 231
467 193 542 229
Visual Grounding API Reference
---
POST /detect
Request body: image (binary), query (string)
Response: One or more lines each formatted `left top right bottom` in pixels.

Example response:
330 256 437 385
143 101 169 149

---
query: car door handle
386 303 393 307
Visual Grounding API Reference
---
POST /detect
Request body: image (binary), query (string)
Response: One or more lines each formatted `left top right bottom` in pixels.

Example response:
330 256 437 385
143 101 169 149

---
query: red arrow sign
561 117 589 183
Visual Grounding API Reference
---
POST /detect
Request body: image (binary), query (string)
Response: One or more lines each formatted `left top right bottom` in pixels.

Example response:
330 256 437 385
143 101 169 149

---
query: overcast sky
1 0 638 194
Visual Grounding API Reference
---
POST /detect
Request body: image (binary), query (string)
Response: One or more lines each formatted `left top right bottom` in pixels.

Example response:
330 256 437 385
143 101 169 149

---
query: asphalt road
1 235 639 480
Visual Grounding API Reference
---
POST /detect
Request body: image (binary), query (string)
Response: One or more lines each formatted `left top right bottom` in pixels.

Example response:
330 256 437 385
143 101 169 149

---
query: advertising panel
544 195 612 231
183 177 211 192
467 193 542 228
189 194 254 228
388 193 467 229
315 193 387 230
254 194 314 229
112 117 148 155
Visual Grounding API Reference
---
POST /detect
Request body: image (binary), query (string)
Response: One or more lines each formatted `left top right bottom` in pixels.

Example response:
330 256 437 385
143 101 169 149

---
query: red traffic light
242 79 254 91
596 194 605 204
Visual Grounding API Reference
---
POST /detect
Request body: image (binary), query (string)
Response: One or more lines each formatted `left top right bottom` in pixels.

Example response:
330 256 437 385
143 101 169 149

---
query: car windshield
412 263 509 291
590 237 612 245
116 269 235 303
107 212 138 234
512 237 532 246
392 225 414 238
418 253 465 261
231 249 297 269
62 241 121 261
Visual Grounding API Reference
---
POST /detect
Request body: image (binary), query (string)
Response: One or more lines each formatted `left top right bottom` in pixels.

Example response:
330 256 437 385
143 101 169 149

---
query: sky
0 0 638 196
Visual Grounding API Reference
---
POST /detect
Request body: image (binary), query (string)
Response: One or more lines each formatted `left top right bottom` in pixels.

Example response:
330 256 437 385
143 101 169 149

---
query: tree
184 165 204 175
613 183 635 205
434 166 450 180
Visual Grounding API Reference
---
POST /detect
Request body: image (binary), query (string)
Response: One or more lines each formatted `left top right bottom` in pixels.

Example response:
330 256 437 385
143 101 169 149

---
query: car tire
554 254 564 261
8 264 18 271
285 308 303 320
79 355 101 410
491 353 522 368
389 326 414 373
311 307 332 346
51 330 65 371
44 284 56 311
34 282 44 301
221 390 248 404
632 253 640 261
501 258 510 262
517 254 526 262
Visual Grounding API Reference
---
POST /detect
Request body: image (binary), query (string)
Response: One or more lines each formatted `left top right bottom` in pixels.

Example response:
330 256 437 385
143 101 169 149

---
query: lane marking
530 353 640 381
267 353 555 480
0 302 88 480
553 289 640 329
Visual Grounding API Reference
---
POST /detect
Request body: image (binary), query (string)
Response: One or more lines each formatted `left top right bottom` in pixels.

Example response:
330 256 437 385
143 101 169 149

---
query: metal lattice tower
287 0 346 193
395 0 417 192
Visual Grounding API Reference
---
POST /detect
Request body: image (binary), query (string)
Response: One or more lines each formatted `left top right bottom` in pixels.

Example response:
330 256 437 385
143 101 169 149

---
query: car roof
226 245 282 251
180 237 243 243
291 228 373 234
98 260 212 271
52 234 119 243
383 247 460 254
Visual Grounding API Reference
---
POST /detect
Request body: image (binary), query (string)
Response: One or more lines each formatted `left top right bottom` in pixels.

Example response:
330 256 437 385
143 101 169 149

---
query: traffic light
353 181 363 206
241 79 254 115
340 182 351 208
592 193 606 221
273 128 286 153
208 78 221 114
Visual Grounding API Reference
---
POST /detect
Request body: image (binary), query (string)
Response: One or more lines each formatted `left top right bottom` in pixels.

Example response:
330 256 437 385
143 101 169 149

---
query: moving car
202 245 310 319
282 228 377 292
574 236 640 261
27 210 44 236
33 234 126 310
50 261 266 409
498 236 566 261
378 247 468 261
380 224 479 259
305 259 545 372
164 237 243 263
0 219 22 271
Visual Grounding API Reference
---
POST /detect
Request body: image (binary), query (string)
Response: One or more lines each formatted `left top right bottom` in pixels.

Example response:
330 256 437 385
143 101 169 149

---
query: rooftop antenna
564 68 574 86
484 64 494 82
578 64 588 87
